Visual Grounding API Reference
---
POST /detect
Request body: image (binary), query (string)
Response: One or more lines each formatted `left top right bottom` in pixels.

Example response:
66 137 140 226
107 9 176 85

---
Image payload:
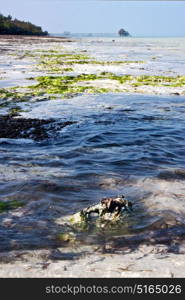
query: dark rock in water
0 116 74 141
118 28 131 37
157 169 185 181
170 92 180 96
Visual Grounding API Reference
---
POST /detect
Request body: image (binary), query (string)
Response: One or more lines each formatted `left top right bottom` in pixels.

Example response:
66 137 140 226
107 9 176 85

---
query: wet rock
157 169 185 181
0 116 52 141
81 195 132 220
0 116 74 141
56 195 133 231
170 92 180 96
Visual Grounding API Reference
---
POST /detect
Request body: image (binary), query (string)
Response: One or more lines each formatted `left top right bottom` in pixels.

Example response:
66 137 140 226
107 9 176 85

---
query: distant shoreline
52 33 185 39
0 34 73 43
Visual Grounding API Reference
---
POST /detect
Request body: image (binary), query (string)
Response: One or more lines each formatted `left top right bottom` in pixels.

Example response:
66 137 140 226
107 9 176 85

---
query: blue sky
1 1 185 36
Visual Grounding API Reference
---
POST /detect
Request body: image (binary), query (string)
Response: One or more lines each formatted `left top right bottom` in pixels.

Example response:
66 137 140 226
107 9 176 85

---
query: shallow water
67 37 185 76
1 92 185 251
1 37 185 252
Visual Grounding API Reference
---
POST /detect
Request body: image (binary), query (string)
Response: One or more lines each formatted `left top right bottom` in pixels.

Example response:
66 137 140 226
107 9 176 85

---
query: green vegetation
1 44 185 104
9 106 24 115
0 200 24 213
57 232 76 243
131 75 185 87
62 60 144 66
40 53 90 60
17 49 145 75
38 52 144 66
26 73 185 97
1 72 185 104
27 74 113 95
0 87 56 105
0 88 26 100
0 13 48 35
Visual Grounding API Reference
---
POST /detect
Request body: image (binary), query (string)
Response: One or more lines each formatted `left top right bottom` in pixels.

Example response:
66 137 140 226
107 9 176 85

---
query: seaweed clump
0 200 24 213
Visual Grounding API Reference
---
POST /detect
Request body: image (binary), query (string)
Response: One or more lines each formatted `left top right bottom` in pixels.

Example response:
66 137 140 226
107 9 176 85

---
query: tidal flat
1 35 185 277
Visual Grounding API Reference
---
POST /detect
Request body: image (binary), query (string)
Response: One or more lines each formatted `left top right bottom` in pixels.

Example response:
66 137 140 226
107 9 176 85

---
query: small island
118 28 131 37
0 13 48 36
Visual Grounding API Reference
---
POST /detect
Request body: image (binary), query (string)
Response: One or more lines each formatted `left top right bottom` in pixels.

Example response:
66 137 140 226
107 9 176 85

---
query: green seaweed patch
133 75 185 87
37 58 75 73
0 200 25 213
0 87 55 103
40 53 90 60
36 53 144 69
26 74 116 95
3 73 185 102
21 50 60 58
9 106 23 116
63 67 73 72
93 60 145 65
100 72 133 83
56 232 76 243
37 64 74 74
61 60 145 66
0 88 29 101
35 49 60 53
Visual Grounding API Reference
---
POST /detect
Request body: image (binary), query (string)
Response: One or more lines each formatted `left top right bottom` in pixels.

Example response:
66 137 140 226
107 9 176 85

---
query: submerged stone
56 195 133 233
0 116 75 141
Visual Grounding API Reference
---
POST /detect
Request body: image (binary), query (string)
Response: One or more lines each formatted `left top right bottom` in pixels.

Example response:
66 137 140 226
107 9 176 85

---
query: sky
1 1 185 37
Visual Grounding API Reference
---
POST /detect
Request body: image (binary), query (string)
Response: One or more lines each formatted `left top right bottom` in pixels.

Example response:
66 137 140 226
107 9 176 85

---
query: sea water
0 37 185 251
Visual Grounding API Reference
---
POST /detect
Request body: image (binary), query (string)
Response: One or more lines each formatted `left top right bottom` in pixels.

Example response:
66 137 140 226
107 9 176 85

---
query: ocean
0 36 185 252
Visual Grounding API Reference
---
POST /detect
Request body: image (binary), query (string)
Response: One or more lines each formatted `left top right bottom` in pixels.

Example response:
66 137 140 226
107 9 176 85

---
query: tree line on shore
0 13 48 36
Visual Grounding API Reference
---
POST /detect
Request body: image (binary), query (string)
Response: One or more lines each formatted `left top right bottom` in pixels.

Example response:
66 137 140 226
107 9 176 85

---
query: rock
170 92 180 96
118 28 131 37
0 116 75 141
56 195 133 231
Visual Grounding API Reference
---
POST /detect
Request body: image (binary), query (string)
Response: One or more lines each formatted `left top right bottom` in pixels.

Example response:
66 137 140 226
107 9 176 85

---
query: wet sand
0 34 73 44
0 236 185 278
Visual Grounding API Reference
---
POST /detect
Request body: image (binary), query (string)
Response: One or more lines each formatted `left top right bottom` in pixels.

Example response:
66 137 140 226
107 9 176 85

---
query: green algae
91 60 144 65
58 59 144 66
35 49 60 53
132 75 185 87
1 72 185 104
63 67 73 72
36 51 144 70
26 74 117 95
22 47 145 77
24 73 185 97
0 200 24 213
9 106 23 115
1 59 185 104
0 88 30 101
37 63 74 74
57 232 76 243
0 88 17 99
40 53 90 60
0 86 55 105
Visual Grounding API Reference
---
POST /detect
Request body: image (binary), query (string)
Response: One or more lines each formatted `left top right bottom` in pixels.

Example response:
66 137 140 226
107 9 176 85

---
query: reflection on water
1 93 185 251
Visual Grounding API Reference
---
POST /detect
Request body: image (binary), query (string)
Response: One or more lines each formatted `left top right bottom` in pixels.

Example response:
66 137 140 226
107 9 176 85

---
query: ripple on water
1 93 185 251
